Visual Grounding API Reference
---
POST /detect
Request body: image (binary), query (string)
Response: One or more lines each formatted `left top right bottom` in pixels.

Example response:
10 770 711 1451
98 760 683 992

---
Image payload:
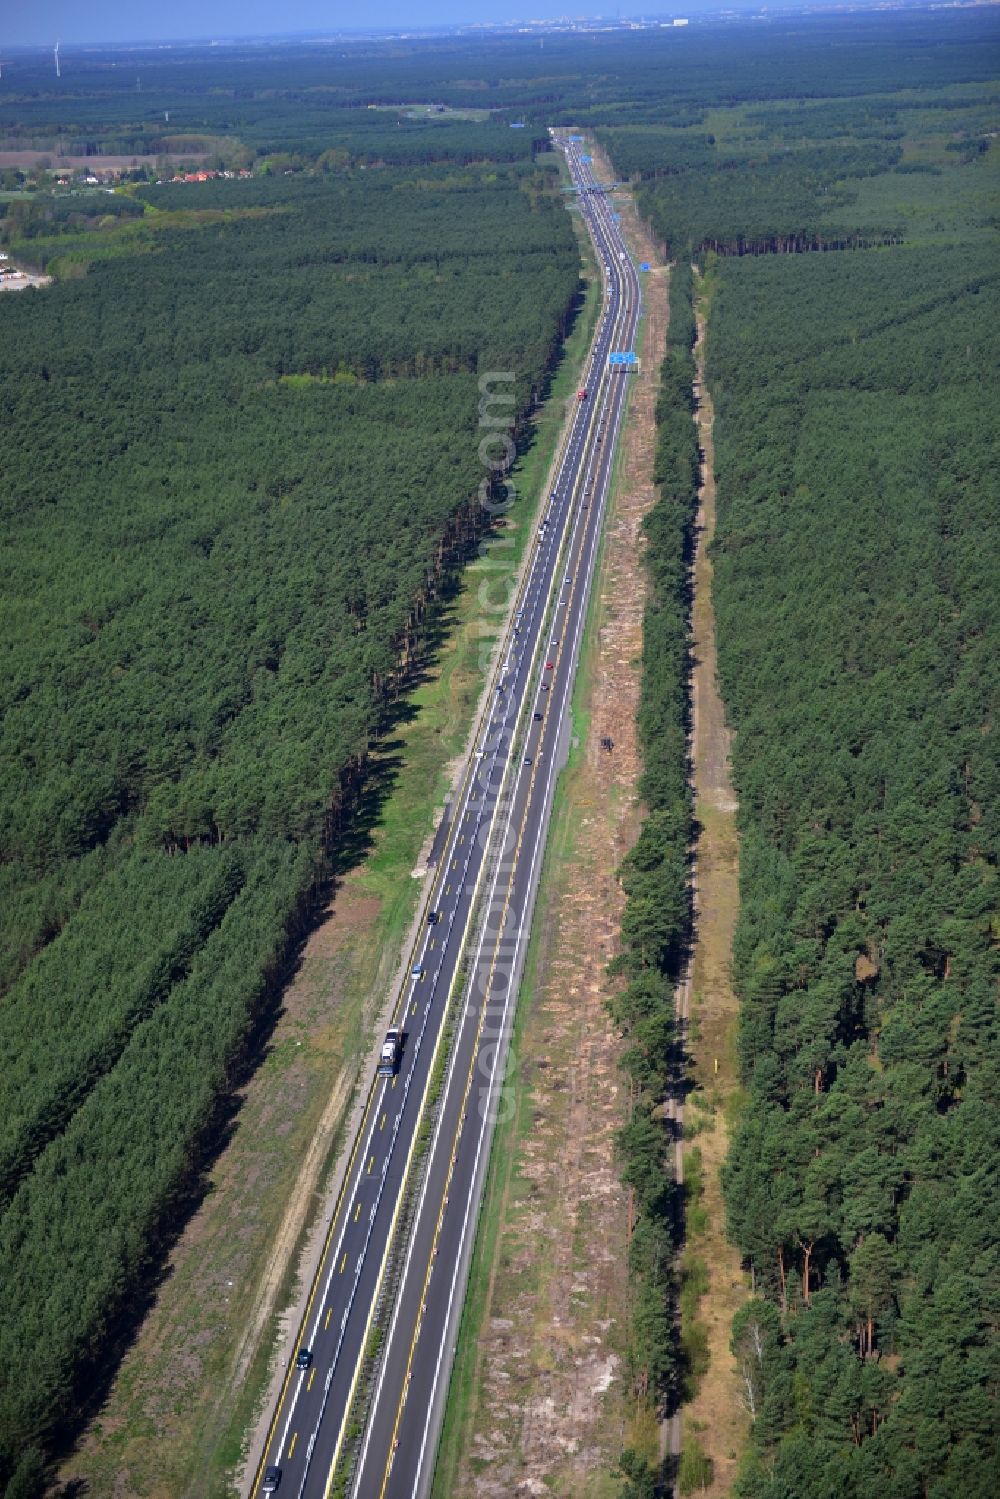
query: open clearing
675 283 749 1493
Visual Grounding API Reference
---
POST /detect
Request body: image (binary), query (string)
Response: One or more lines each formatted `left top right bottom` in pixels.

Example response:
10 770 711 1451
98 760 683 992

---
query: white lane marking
272 1074 389 1463
356 161 640 1494
306 150 639 1493
295 727 514 1489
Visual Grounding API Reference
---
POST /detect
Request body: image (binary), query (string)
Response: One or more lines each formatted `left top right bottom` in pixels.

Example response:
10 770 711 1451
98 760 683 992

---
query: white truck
378 1028 402 1077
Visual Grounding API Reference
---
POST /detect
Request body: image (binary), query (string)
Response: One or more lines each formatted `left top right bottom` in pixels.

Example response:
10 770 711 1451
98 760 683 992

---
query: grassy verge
213 261 603 1489
335 236 602 986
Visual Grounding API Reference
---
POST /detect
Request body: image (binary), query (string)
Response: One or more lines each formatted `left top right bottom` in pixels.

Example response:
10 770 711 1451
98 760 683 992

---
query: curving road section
249 132 642 1499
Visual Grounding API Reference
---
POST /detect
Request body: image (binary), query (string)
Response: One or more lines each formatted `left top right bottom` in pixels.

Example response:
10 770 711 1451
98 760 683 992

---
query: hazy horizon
1 0 892 50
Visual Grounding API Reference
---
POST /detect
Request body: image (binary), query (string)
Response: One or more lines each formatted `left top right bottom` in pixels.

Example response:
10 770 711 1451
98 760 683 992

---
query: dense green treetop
0 133 580 1492
708 203 998 1499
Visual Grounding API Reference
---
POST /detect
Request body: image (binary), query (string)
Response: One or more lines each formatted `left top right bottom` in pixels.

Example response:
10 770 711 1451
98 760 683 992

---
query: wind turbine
54 40 61 80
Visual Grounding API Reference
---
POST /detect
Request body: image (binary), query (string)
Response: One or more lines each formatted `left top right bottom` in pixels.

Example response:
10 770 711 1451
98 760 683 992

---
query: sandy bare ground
592 141 749 1487
446 168 671 1497
59 880 393 1499
673 288 749 1493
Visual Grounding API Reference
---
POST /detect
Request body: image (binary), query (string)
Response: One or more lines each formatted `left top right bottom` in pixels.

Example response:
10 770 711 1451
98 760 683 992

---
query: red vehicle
577 388 588 402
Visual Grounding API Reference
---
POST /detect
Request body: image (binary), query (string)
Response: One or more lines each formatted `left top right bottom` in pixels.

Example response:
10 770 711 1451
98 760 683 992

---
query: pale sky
6 2 729 47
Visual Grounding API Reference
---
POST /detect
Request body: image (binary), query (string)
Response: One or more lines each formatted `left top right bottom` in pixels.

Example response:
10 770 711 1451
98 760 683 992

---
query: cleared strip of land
672 281 748 1496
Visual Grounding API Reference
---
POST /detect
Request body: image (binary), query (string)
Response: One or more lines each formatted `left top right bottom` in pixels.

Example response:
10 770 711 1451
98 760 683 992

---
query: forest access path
662 281 747 1494
249 136 643 1499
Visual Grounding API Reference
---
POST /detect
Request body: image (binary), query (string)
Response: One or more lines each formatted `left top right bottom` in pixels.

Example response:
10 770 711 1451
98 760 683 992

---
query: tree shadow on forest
329 582 464 880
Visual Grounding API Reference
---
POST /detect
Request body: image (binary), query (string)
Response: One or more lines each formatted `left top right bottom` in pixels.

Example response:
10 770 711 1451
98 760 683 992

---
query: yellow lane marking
376 746 552 1494
379 1112 387 1131
411 1003 418 1016
307 1367 316 1392
374 152 633 1497
324 1308 332 1331
367 1156 374 1175
247 1017 385 1497
258 242 599 1494
339 1253 347 1273
354 1202 362 1223
319 157 619 1499
392 1075 398 1088
288 1433 298 1459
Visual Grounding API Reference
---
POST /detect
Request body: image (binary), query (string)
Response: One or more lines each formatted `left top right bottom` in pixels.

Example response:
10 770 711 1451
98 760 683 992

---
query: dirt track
674 289 748 1494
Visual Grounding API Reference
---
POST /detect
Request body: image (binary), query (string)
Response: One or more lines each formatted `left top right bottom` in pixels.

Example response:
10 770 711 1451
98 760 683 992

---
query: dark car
427 910 440 926
262 1468 282 1494
533 711 543 721
295 1348 312 1370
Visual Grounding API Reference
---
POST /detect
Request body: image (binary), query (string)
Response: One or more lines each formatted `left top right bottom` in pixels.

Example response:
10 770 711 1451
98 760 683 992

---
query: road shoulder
432 160 669 1499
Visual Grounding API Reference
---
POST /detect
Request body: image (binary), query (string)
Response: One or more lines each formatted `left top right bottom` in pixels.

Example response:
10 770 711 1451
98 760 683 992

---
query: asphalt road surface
250 133 642 1499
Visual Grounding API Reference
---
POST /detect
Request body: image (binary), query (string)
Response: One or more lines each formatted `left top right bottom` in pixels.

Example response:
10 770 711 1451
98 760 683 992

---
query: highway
249 132 642 1499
